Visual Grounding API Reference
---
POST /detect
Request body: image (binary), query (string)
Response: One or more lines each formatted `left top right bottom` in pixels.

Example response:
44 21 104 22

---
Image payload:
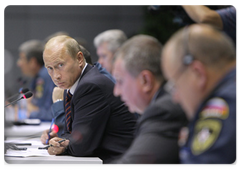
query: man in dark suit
40 45 115 141
111 35 188 163
43 35 137 163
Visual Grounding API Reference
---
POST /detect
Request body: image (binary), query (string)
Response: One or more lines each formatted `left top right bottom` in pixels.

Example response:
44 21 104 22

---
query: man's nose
53 70 61 80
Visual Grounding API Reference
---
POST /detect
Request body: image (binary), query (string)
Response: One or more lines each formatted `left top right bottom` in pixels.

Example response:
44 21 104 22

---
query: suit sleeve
112 95 186 164
112 121 180 164
51 101 65 137
66 83 111 156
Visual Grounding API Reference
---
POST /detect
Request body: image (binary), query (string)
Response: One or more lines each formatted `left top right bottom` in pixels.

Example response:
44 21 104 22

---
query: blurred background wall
4 5 147 98
6 5 222 98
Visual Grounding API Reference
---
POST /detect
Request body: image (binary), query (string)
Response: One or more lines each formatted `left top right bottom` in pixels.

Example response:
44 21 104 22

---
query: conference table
4 120 102 164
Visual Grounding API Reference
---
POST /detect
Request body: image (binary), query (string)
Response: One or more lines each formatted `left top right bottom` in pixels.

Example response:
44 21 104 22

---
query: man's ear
139 70 154 93
76 51 84 66
190 60 207 90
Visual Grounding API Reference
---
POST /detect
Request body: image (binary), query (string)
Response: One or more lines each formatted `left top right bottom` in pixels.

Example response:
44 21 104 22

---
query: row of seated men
13 6 235 164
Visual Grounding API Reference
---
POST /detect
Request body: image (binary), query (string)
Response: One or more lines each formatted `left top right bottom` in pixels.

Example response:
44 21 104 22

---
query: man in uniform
17 40 55 121
161 24 236 163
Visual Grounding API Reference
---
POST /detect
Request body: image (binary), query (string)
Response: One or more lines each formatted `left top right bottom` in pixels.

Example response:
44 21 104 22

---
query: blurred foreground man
43 35 137 163
162 24 236 163
112 35 188 163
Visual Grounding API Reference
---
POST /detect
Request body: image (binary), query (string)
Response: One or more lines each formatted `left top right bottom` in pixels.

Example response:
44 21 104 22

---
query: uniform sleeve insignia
35 78 44 98
191 119 222 155
200 97 229 120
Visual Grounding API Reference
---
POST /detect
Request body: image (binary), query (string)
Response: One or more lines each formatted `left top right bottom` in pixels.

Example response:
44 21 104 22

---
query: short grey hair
19 39 44 66
114 34 164 82
94 29 127 53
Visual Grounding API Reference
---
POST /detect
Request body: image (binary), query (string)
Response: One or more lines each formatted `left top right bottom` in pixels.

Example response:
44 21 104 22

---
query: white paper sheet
5 147 51 158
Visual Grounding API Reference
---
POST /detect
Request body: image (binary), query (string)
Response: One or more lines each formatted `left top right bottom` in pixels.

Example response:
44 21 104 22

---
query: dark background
4 6 147 98
5 5 216 98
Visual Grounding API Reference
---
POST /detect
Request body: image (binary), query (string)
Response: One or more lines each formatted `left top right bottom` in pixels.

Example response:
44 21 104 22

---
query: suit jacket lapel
79 64 93 82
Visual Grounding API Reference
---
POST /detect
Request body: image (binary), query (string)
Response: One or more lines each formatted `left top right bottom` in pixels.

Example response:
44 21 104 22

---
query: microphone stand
5 97 24 107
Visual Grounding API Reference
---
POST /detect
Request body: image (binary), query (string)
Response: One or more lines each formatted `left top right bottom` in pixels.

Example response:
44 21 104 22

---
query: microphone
6 88 29 102
5 91 33 107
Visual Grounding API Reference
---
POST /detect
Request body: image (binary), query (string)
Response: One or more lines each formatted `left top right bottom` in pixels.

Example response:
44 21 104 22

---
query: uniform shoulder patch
191 119 222 155
200 97 229 120
36 77 45 98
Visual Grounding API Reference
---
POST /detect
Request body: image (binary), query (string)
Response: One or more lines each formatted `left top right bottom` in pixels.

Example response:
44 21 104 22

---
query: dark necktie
65 91 73 133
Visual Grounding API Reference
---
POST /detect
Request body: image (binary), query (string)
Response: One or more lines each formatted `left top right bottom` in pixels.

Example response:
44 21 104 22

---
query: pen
38 139 66 150
46 118 55 144
14 143 32 146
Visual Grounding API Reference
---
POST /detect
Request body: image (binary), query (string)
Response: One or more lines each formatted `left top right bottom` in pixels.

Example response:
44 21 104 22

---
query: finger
60 139 70 147
49 137 64 147
48 147 55 155
40 135 48 145
40 130 50 144
48 146 64 155
49 131 58 137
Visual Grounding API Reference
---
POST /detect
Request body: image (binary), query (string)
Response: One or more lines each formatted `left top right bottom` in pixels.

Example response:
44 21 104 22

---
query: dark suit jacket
62 64 137 163
112 88 188 163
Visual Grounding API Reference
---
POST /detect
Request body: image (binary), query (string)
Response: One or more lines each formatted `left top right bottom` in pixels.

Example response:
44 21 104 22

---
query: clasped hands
47 137 70 155
41 129 69 155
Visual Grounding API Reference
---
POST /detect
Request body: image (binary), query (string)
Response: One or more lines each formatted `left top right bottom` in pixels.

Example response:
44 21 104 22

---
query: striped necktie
65 91 73 133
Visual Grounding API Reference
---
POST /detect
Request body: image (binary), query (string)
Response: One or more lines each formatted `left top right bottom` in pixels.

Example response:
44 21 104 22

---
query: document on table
5 137 53 158
5 148 51 158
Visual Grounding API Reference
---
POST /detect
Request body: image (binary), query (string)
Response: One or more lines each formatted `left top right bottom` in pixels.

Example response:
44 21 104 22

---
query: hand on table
48 137 70 155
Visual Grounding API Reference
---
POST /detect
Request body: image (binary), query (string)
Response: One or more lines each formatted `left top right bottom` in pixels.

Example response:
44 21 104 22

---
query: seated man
93 29 127 74
17 39 55 121
162 24 236 163
41 45 116 139
42 35 137 163
111 34 188 163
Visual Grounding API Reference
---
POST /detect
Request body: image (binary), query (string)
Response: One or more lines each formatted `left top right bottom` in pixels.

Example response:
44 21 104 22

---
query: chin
126 105 134 113
129 107 142 114
57 84 67 89
183 106 194 121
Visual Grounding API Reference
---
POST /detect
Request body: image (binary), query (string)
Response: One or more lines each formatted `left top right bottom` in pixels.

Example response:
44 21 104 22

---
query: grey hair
19 39 44 66
114 34 164 82
94 29 127 53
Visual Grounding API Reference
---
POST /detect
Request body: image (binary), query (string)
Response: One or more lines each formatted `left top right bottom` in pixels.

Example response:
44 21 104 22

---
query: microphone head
20 88 29 94
23 91 33 99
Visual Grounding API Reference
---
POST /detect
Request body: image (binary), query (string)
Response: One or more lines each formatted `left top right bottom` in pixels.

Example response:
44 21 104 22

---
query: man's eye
116 79 122 85
59 63 63 67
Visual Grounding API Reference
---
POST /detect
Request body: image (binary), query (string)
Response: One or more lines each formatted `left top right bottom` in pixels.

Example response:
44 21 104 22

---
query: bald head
162 24 236 119
163 24 235 70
